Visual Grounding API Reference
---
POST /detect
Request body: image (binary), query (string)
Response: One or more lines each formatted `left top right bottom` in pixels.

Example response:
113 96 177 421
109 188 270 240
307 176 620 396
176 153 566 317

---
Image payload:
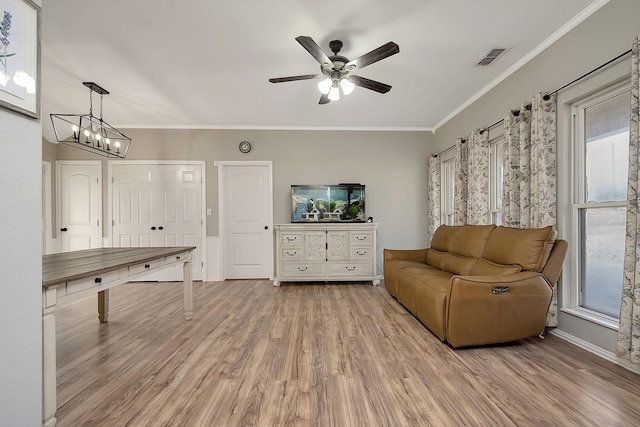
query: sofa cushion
443 254 478 275
483 225 557 272
431 224 496 258
384 260 432 297
425 248 448 270
470 259 522 276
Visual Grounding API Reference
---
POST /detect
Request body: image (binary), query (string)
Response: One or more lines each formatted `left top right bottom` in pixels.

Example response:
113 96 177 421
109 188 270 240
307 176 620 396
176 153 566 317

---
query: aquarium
291 184 365 222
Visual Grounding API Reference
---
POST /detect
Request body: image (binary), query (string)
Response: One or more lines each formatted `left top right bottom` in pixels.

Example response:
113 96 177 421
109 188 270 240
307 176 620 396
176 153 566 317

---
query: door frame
215 160 274 280
42 161 53 254
56 160 103 250
107 160 207 279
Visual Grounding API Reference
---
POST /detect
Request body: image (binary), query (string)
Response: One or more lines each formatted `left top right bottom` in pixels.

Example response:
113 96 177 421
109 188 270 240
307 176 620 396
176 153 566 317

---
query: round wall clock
239 140 252 153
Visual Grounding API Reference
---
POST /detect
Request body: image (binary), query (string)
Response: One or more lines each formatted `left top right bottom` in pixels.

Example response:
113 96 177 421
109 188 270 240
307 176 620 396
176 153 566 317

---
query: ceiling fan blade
295 36 333 68
319 94 330 104
269 74 322 83
344 42 399 71
348 75 392 94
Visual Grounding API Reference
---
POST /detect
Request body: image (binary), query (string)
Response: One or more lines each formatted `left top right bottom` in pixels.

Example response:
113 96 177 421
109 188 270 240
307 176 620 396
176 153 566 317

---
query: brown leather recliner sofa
384 224 568 348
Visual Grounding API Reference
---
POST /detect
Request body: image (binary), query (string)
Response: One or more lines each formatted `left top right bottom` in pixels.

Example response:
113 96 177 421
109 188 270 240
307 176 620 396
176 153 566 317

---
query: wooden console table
41 246 196 427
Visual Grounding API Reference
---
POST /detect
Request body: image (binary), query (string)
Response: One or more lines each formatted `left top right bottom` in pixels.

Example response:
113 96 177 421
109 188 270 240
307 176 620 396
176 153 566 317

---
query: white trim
216 160 274 280
107 160 207 280
549 328 640 375
560 307 619 330
42 161 53 254
115 124 434 132
432 0 611 133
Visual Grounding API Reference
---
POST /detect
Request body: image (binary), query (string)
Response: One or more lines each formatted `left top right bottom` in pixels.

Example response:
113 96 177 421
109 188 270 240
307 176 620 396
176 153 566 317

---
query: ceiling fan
269 36 399 104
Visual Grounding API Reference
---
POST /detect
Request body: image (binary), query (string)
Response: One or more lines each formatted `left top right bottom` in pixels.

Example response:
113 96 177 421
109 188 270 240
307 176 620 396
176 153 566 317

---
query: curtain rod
475 48 633 135
433 139 466 157
545 48 632 99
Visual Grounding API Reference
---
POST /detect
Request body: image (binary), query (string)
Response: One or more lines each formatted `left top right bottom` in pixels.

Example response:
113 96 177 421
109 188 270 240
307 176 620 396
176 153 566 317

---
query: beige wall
51 128 433 270
431 0 640 354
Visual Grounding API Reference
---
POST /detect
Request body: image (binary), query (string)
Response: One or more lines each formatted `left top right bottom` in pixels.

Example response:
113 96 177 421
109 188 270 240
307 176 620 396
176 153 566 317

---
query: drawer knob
286 251 297 256
144 264 150 269
356 251 367 255
287 237 297 242
297 266 308 272
357 236 367 241
176 256 181 260
94 277 102 284
345 266 356 271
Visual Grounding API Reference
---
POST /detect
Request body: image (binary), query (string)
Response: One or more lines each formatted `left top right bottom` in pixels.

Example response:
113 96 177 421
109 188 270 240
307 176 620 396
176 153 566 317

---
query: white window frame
488 135 505 225
564 80 631 330
441 149 456 226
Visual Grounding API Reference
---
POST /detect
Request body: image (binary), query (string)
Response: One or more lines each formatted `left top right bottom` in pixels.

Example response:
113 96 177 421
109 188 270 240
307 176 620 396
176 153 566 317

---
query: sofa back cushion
470 259 522 276
430 224 496 258
426 249 478 275
483 225 557 272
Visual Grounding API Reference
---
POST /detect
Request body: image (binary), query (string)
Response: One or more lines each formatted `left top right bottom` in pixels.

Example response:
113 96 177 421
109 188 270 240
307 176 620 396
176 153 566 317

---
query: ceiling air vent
477 47 507 66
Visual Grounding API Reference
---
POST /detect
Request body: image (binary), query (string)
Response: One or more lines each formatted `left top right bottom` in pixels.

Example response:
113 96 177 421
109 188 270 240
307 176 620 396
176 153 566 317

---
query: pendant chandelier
50 82 131 158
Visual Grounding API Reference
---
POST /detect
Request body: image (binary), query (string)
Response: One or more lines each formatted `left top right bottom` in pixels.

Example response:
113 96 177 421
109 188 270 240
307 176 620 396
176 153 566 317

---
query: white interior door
111 162 204 280
220 162 273 279
57 161 102 251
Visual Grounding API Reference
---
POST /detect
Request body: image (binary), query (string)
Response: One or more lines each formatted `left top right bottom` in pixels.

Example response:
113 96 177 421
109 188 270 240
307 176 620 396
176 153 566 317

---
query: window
441 151 456 225
489 137 504 225
572 84 630 320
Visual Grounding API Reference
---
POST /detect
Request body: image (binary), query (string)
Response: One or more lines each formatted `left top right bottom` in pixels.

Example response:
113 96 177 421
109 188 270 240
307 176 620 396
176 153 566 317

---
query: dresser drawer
350 232 373 246
165 251 190 264
280 263 326 277
280 247 303 261
328 262 373 276
350 247 373 260
129 258 164 276
280 233 304 245
66 269 121 295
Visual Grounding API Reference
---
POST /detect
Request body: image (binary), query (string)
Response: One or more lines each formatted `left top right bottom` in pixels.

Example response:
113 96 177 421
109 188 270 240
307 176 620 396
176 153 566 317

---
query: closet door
112 163 204 280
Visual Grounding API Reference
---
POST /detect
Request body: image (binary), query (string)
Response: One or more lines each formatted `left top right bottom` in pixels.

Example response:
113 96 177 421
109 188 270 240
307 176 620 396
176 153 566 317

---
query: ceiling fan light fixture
340 78 355 95
328 83 340 101
317 77 332 95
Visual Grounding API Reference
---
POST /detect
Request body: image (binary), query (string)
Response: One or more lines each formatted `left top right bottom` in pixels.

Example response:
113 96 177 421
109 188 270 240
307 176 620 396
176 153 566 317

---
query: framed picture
0 0 39 118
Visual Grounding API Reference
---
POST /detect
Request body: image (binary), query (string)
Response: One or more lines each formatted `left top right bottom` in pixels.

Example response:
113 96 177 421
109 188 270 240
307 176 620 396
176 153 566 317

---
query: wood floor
55 280 640 426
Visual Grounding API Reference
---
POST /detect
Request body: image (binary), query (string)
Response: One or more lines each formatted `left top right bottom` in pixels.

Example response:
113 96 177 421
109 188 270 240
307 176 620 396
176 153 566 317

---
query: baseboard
548 328 640 375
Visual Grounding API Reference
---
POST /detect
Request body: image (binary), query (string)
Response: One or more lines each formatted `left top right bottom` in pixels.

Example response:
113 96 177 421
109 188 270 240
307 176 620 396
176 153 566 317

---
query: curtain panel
454 138 469 225
427 155 441 243
466 130 490 225
502 92 558 326
617 35 640 364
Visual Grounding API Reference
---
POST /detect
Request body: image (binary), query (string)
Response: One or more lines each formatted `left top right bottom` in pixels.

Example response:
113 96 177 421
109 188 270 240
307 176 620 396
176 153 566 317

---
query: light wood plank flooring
55 280 640 426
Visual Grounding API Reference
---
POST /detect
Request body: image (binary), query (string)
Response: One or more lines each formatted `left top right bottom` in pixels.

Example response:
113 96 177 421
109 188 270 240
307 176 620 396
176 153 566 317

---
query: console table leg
42 287 58 427
98 289 110 323
183 260 193 320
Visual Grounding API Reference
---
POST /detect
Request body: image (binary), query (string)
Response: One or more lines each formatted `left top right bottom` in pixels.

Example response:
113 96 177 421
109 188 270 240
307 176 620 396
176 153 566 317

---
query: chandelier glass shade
317 76 355 101
50 82 131 158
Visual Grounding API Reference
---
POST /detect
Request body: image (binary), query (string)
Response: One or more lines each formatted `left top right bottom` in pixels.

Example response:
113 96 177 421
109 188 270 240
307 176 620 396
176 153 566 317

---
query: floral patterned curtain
427 155 441 242
617 35 640 364
502 92 558 326
466 130 490 225
454 138 468 225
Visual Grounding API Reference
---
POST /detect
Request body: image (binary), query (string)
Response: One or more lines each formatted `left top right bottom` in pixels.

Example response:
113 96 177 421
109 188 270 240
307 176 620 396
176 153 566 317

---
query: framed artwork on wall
0 0 39 118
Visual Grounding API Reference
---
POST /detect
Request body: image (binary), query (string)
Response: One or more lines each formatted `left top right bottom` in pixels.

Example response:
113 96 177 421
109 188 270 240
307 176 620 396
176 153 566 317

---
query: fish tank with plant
291 184 365 222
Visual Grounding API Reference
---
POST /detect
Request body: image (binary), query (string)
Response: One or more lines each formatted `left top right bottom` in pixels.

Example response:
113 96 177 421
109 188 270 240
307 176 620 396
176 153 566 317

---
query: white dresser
273 223 379 286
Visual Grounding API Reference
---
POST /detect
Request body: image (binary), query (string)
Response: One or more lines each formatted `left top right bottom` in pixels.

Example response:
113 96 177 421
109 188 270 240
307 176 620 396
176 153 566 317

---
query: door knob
159 226 164 230
151 226 156 230
60 227 68 232
264 225 269 230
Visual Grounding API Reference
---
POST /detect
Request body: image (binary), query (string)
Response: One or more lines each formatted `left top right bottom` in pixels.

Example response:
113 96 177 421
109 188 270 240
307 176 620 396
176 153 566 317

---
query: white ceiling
40 0 604 139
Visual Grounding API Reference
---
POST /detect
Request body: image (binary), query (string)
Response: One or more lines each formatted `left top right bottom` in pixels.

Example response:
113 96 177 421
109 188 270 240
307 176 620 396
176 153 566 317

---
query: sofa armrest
446 272 552 348
383 248 429 263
